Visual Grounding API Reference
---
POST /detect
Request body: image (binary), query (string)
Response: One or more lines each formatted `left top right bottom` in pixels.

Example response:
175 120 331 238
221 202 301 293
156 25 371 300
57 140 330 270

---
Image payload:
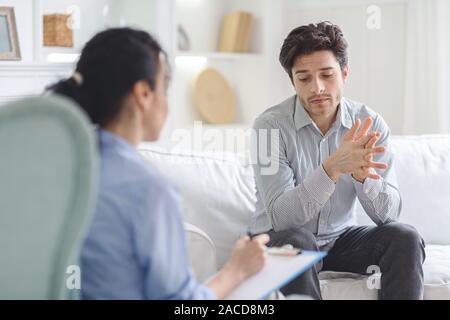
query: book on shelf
219 11 253 53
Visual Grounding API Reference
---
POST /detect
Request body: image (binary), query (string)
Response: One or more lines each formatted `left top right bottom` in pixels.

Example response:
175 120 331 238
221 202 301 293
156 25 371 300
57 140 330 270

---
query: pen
246 232 301 256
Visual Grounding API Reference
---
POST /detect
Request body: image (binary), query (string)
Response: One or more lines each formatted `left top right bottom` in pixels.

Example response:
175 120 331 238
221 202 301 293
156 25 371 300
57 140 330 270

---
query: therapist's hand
226 234 269 282
207 234 269 299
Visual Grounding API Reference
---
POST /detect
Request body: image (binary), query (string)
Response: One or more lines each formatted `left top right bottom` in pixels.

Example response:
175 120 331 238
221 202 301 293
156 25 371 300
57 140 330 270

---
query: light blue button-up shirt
250 95 401 248
81 129 214 300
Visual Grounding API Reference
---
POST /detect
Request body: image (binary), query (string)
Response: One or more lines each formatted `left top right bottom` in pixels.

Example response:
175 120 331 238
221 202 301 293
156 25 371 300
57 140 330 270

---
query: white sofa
139 135 450 299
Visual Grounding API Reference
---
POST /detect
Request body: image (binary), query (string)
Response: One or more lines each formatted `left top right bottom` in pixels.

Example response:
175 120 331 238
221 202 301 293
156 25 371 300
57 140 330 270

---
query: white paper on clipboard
225 250 326 300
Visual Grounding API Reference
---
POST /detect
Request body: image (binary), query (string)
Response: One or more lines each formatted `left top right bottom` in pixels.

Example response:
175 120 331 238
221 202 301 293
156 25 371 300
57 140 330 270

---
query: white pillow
357 135 450 245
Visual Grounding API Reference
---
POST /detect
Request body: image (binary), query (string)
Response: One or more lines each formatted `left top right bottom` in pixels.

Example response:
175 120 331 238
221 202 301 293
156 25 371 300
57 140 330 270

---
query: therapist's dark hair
279 21 348 81
48 27 167 127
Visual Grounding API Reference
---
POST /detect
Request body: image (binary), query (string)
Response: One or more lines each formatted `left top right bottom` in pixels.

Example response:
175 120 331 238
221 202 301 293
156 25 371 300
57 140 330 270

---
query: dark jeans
266 222 426 300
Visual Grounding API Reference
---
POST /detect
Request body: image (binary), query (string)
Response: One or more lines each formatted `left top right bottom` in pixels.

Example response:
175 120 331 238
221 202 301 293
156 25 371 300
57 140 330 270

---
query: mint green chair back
0 96 97 299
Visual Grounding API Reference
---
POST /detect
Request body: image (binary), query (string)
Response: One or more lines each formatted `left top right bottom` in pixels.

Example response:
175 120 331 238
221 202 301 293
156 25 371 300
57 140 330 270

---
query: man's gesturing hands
323 117 388 183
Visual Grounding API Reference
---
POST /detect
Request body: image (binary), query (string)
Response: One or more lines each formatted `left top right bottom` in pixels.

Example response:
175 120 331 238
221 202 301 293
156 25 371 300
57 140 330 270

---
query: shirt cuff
302 165 336 205
353 177 383 201
202 286 217 300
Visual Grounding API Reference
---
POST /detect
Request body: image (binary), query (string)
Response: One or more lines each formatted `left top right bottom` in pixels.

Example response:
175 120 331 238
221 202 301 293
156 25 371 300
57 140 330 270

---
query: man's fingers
365 161 389 169
365 133 380 148
355 117 373 141
358 131 378 147
367 172 382 179
344 119 361 141
364 146 385 155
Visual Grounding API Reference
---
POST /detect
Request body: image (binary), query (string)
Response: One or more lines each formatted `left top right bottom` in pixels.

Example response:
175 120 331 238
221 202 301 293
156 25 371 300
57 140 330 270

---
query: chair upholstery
0 95 97 299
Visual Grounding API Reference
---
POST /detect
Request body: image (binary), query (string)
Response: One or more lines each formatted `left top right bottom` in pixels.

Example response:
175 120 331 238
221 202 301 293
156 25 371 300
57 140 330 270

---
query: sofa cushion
139 146 256 268
319 244 450 299
357 135 450 245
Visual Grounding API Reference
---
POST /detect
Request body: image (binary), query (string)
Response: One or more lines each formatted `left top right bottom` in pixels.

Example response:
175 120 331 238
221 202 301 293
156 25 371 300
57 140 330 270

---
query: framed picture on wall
0 7 21 61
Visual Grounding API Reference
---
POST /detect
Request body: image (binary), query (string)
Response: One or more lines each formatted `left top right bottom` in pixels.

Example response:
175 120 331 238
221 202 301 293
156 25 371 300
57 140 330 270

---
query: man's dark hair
48 27 167 127
279 21 348 81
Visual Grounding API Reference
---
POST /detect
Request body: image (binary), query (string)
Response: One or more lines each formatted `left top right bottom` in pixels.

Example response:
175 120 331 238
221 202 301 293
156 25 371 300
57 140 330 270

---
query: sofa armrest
184 222 218 283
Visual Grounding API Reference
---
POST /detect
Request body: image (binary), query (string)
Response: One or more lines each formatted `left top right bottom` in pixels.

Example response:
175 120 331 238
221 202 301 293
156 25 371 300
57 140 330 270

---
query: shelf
45 53 80 63
175 51 263 60
0 63 74 77
34 0 159 64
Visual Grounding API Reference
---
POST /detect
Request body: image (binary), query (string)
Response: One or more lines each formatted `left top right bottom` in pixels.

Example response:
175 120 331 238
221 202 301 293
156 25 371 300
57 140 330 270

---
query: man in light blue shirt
251 96 400 244
250 22 425 299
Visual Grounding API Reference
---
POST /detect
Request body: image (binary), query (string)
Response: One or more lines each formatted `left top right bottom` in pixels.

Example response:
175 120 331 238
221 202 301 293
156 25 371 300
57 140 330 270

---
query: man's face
291 50 348 120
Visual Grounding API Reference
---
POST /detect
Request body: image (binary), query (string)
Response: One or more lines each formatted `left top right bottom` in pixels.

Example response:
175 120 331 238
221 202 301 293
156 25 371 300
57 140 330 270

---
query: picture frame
0 7 21 61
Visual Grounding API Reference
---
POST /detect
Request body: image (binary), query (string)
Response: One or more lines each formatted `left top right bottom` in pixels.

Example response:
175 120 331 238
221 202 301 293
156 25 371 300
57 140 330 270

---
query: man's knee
379 222 425 258
270 226 318 250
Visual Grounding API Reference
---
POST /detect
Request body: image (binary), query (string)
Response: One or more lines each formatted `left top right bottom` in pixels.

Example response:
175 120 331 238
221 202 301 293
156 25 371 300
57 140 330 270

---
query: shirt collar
98 129 140 158
294 96 353 131
339 99 353 129
293 96 313 130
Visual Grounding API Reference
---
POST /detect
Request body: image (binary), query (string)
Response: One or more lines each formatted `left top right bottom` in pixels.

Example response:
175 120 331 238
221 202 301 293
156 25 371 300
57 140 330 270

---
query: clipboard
225 250 326 300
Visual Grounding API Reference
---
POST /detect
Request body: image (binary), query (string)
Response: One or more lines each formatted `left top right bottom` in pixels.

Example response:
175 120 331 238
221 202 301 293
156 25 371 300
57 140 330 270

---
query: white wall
170 0 267 133
275 0 407 134
40 0 169 61
170 0 409 135
0 1 73 103
0 0 442 138
41 0 114 58
0 0 172 97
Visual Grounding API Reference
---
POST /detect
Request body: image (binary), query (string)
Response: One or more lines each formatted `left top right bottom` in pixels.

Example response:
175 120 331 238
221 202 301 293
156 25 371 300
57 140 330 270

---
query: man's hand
351 130 383 182
323 117 388 183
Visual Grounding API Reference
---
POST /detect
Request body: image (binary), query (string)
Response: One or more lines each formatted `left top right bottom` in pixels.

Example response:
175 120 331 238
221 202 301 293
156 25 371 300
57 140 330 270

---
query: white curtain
403 0 450 134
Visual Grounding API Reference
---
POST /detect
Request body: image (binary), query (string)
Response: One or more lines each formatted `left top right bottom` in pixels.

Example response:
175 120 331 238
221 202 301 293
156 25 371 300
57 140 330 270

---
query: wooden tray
194 68 236 124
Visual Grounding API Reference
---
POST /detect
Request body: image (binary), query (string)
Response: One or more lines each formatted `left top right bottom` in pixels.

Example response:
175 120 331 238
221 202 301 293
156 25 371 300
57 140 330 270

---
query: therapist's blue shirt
81 129 215 299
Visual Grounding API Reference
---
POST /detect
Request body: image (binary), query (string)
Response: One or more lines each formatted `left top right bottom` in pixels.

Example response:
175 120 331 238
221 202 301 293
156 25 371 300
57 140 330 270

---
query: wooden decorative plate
194 68 236 124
